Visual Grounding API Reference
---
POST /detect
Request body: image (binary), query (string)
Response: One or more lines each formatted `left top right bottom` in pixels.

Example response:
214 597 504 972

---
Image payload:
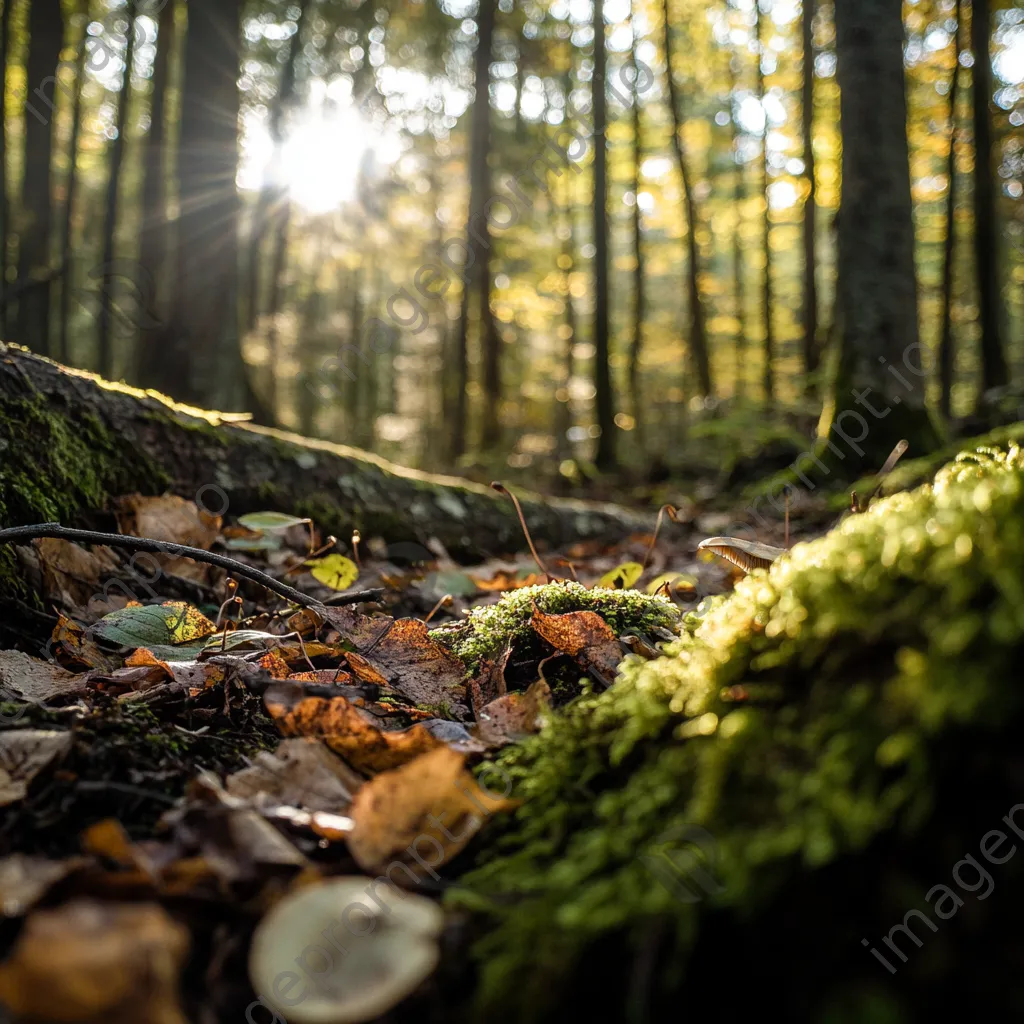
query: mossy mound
431 581 679 673
454 447 1024 1022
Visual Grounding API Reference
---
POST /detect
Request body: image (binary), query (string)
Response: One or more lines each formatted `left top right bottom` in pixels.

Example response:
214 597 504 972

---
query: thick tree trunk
800 0 819 390
136 0 177 389
757 5 775 402
729 55 746 401
453 0 498 459
628 5 646 452
939 2 962 423
824 0 939 473
15 0 64 355
592 0 616 470
170 0 245 410
662 0 712 400
0 344 650 576
57 1 91 367
96 5 139 379
970 0 1007 406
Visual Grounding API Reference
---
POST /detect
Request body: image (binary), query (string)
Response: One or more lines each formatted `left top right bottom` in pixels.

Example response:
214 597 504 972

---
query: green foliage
453 445 1024 1017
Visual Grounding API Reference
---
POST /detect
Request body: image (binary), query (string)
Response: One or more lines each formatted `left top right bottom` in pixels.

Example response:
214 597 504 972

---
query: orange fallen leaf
49 613 120 673
469 569 542 592
530 606 625 685
347 747 516 881
264 684 444 774
476 679 551 746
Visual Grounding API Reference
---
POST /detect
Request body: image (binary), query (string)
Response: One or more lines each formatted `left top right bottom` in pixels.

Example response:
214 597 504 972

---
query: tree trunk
57 0 91 367
453 0 498 459
662 0 712 400
136 0 177 390
756 4 774 402
96 4 139 379
15 0 64 355
939 2 962 423
592 0 616 470
0 0 12 340
170 0 245 409
800 0 818 390
970 0 1007 407
729 54 746 401
628 4 646 451
825 0 938 473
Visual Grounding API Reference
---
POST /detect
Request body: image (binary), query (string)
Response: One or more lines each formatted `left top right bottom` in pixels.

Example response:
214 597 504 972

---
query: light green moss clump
455 447 1024 1019
431 580 679 671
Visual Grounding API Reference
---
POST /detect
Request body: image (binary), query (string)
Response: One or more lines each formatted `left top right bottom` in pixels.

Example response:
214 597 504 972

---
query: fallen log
0 343 649 576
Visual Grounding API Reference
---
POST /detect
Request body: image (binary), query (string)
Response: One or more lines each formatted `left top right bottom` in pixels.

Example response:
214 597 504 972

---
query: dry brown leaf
0 730 73 807
33 538 121 612
469 569 543 592
0 650 85 704
49 613 120 673
345 652 390 688
264 684 445 774
530 606 625 685
225 738 363 812
115 493 221 549
353 619 469 715
347 746 516 880
476 679 551 746
0 900 190 1024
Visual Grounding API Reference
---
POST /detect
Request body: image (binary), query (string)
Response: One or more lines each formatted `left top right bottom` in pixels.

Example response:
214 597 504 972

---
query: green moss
454 446 1024 1019
431 581 679 672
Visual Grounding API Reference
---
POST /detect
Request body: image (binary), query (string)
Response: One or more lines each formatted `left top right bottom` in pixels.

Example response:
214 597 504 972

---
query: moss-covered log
0 343 649 578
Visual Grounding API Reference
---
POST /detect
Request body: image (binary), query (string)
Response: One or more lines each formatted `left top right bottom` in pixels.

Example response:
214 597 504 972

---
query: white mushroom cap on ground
249 876 444 1024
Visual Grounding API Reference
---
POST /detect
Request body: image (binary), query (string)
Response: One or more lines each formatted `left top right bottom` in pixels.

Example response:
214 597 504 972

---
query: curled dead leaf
476 679 551 746
529 606 625 686
347 746 516 881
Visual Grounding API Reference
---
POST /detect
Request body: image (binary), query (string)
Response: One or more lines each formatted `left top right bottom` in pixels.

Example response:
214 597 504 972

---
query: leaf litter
0 480 816 1021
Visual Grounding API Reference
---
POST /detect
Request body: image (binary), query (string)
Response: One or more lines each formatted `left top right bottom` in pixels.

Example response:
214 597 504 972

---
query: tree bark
0 0 12 340
970 0 1007 407
136 0 177 390
729 53 746 401
15 0 64 355
592 0 616 470
628 4 646 451
662 0 712 400
57 0 91 368
939 2 962 423
96 4 139 379
825 0 938 473
756 4 774 402
0 343 651 566
800 0 819 390
453 0 498 459
170 0 245 409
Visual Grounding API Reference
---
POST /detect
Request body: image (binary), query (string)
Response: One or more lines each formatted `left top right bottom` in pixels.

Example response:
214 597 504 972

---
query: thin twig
491 482 554 582
0 524 377 612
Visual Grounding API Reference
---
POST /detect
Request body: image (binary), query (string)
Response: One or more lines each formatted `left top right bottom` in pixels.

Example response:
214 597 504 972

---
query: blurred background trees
0 0 1021 488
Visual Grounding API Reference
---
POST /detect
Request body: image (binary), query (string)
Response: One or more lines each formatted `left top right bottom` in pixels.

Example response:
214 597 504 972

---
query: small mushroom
248 877 444 1024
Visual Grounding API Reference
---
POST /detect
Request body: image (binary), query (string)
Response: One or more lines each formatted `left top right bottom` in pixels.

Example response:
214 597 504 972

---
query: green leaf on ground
90 602 217 650
238 512 312 532
596 562 644 590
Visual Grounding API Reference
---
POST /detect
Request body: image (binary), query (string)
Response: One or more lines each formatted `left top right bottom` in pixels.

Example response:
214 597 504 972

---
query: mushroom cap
249 877 444 1024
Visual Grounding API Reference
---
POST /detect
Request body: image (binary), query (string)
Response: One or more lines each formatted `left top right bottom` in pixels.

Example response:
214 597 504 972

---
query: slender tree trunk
57 0 91 367
345 265 364 439
555 149 578 464
514 39 526 144
15 0 64 355
756 2 774 402
628 6 646 450
97 4 139 379
453 0 498 458
136 0 177 389
246 0 310 335
800 0 818 389
171 0 245 409
939 1 962 423
825 0 938 472
264 203 294 417
970 0 1007 406
662 0 712 399
0 0 12 339
730 54 747 401
592 0 616 469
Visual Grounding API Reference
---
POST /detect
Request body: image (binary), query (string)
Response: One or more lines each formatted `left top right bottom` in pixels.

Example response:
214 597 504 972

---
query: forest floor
2 406 1024 1022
